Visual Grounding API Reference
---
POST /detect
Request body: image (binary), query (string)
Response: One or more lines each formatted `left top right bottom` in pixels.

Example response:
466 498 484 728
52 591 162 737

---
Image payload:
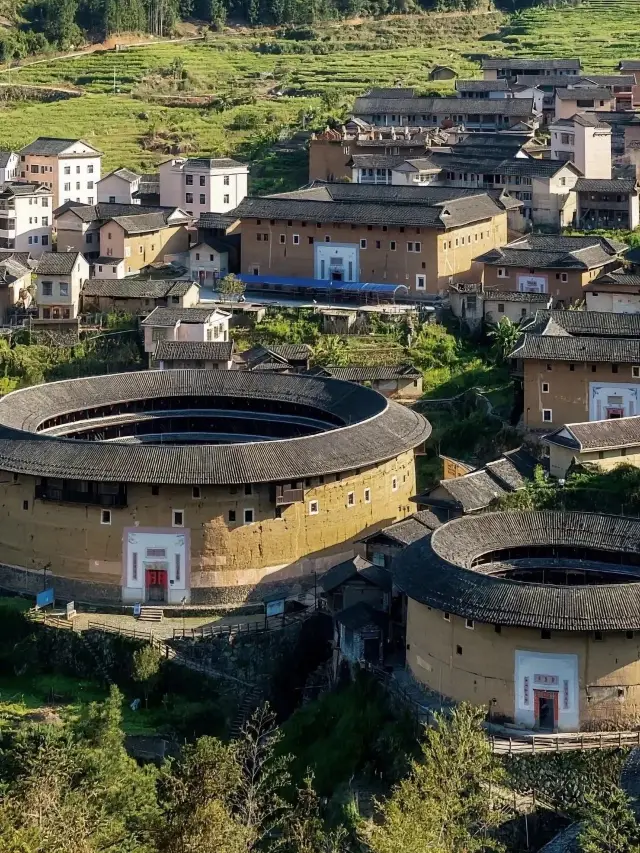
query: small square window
347 491 355 507
627 631 634 640
633 366 640 378
244 484 252 496
22 500 28 511
309 500 319 515
392 477 398 492
494 624 502 634
592 365 597 373
364 488 371 503
325 235 330 243
101 509 111 525
279 234 286 244
192 486 201 499
443 612 450 621
172 509 184 527
541 629 551 639
498 303 505 313
293 234 300 245
376 240 381 248
594 631 603 641
465 619 474 630
151 485 159 495
228 509 236 522
360 239 367 249
244 508 254 524
542 409 552 423
390 241 396 251
569 364 575 372
542 382 549 393
223 195 230 204
612 364 619 374
456 645 462 655
546 363 552 371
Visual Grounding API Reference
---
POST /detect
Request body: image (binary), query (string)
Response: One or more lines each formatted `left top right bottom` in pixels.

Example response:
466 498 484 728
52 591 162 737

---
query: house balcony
35 484 127 507
275 485 305 505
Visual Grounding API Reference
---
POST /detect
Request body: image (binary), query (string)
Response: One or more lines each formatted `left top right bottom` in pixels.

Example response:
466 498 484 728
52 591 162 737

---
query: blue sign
36 588 54 609
266 598 285 618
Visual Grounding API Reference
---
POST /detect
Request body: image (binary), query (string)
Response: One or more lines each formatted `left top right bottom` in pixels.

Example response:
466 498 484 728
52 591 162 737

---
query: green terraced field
0 1 637 184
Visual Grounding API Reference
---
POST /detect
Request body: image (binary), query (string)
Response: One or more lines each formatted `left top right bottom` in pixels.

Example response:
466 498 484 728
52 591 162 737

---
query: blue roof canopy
237 274 409 296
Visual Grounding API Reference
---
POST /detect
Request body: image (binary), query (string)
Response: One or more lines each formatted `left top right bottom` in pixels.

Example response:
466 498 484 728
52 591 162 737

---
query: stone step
137 606 164 622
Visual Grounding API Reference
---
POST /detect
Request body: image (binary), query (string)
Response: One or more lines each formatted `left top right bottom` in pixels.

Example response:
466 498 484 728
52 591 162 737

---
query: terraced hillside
0 1 636 186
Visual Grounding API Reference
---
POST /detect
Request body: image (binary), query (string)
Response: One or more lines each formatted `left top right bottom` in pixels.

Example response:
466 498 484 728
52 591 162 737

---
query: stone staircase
137 606 164 623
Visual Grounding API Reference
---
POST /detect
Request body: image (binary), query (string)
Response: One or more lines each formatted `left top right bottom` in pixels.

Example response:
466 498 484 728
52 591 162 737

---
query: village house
314 364 423 400
351 94 539 131
34 251 90 322
554 86 616 120
0 151 19 184
0 182 53 258
514 74 633 122
153 339 235 371
237 343 312 373
543 415 640 478
455 79 545 113
233 182 512 297
18 137 102 209
81 278 199 316
54 201 190 263
413 447 539 515
429 65 457 81
619 60 640 106
159 157 248 217
358 509 444 569
481 57 581 81
574 178 640 231
448 283 552 333
188 241 229 285
140 306 231 362
96 168 142 204
549 114 612 179
90 257 126 279
0 252 33 322
476 234 626 305
584 269 640 314
510 309 640 428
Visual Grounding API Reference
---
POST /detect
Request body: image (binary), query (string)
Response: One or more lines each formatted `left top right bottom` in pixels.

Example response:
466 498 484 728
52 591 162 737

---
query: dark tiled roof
268 344 311 361
394 511 640 631
0 150 15 168
439 469 509 511
321 555 391 592
321 365 420 382
110 211 188 234
476 235 624 270
620 60 640 71
184 157 246 169
352 95 534 116
556 87 613 100
233 193 503 230
455 79 510 92
54 201 173 223
0 181 50 198
83 279 195 299
574 178 637 193
0 251 33 269
303 181 516 208
19 137 99 156
510 333 640 363
545 416 640 452
336 601 386 630
141 306 222 326
154 340 234 362
525 309 640 337
101 167 140 183
482 58 581 71
0 371 431 484
36 252 83 275
589 272 640 289
483 289 551 303
350 153 411 169
197 212 240 230
430 151 571 178
376 509 445 545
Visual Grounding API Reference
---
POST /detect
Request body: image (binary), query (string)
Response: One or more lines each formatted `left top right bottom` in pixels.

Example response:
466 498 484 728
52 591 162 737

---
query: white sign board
517 274 547 294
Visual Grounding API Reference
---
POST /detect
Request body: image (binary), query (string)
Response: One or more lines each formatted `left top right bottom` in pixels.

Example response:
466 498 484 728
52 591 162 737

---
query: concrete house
97 168 141 204
35 251 90 322
159 157 248 217
0 182 53 258
18 137 102 209
554 86 615 120
574 178 640 231
544 415 640 478
153 339 234 371
510 310 640 428
0 151 19 184
482 58 581 82
585 270 640 314
476 234 626 306
188 241 229 284
549 114 612 179
233 182 513 298
100 210 191 274
140 306 231 361
449 283 552 332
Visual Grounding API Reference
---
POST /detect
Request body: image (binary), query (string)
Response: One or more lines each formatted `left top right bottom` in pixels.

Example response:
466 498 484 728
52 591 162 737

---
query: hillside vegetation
0 0 635 182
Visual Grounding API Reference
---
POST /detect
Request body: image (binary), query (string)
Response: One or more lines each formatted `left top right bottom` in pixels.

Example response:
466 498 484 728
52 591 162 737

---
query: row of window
270 232 424 253
63 182 94 191
28 216 49 226
186 193 230 205
444 170 534 186
41 307 70 319
41 281 69 297
255 219 422 235
499 268 569 283
27 235 48 246
27 197 49 207
185 175 231 186
62 164 95 175
544 364 640 377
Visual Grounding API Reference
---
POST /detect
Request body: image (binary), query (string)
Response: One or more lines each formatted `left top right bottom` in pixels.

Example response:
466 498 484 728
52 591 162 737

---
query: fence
171 609 311 640
491 729 640 755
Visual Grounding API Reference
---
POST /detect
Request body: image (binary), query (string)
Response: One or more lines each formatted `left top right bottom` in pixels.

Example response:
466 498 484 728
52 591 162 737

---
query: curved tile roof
0 370 430 485
395 511 640 631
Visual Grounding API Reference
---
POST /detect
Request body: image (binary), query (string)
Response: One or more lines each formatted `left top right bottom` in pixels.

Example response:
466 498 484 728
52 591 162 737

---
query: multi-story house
18 137 102 209
81 278 200 315
234 182 514 297
574 178 640 231
35 251 90 321
619 60 640 106
140 306 231 362
584 269 640 314
0 151 20 184
515 74 634 121
476 234 626 306
554 86 615 119
351 94 538 130
97 168 141 204
0 182 53 258
159 157 248 217
455 79 545 113
510 310 640 428
549 113 612 178
482 58 581 81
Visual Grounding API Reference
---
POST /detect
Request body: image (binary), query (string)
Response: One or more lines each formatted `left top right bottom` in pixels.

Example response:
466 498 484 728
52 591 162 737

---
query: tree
282 776 349 853
578 786 640 853
311 335 348 367
132 643 163 708
365 704 505 853
218 272 246 303
487 316 521 365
